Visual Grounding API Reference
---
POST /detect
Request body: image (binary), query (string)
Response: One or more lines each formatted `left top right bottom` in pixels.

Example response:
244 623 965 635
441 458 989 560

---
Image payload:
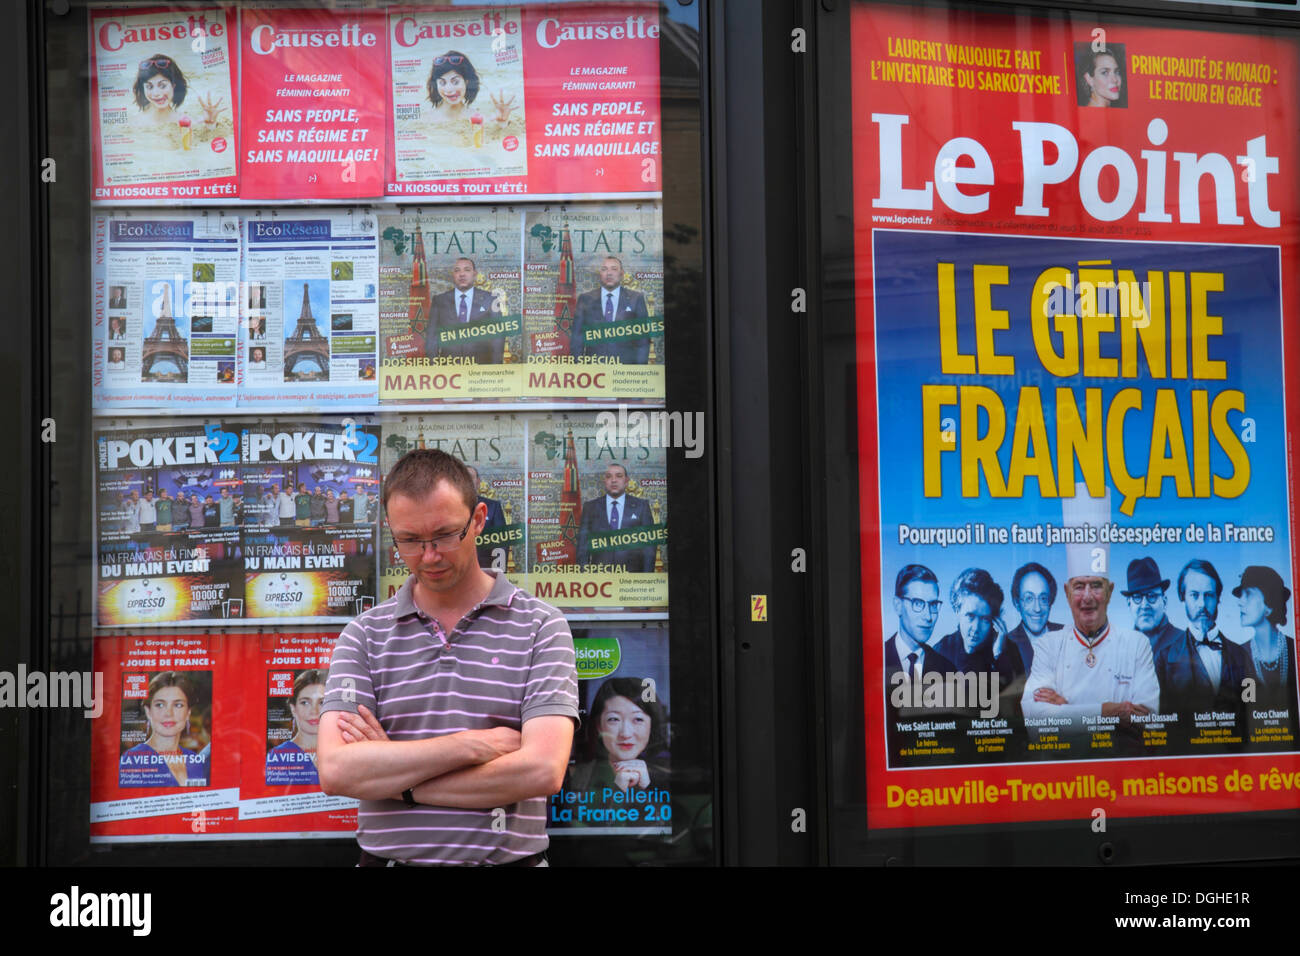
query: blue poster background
873 229 1292 649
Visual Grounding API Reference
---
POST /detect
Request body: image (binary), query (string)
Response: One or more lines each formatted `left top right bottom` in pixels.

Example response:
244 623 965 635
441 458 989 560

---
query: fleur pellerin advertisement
853 5 1300 829
549 626 670 836
91 6 238 200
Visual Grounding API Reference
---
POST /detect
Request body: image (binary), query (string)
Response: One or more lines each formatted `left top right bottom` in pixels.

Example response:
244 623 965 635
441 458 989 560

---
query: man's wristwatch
402 788 415 807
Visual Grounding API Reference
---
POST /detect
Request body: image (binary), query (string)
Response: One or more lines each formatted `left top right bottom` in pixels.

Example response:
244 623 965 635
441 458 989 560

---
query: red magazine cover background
233 633 355 835
851 4 1300 829
239 8 388 200
90 634 238 837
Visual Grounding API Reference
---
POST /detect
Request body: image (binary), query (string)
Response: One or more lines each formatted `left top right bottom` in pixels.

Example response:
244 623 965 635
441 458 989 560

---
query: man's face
160 489 169 498
298 484 306 492
1183 570 1220 634
221 487 230 497
130 491 139 501
603 465 628 496
1127 586 1167 635
387 481 484 596
894 580 940 645
452 259 476 291
271 484 279 494
144 490 153 499
598 258 623 290
1066 576 1112 634
1015 571 1052 635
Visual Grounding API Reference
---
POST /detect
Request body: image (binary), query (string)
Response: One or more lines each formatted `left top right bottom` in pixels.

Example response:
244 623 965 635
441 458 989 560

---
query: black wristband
402 788 415 807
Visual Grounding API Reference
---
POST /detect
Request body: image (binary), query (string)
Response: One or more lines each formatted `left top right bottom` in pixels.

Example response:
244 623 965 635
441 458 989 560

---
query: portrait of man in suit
1005 561 1064 672
467 465 507 567
1121 557 1182 656
426 256 504 365
1154 559 1251 722
572 256 651 364
575 462 655 572
883 564 955 760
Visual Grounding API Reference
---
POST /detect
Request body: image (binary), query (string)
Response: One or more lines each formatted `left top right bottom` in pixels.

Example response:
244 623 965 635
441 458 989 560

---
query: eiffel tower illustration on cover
142 281 188 381
284 282 330 381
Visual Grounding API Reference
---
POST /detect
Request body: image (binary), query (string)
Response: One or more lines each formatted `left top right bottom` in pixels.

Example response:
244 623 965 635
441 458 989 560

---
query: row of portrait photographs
884 554 1298 768
90 4 662 201
90 203 665 408
90 627 668 841
94 412 668 626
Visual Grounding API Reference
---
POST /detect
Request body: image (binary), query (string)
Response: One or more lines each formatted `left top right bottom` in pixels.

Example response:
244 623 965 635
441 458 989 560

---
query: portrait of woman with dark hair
119 671 210 787
565 676 669 795
1235 565 1297 712
933 568 1027 716
1075 43 1127 108
266 669 326 785
131 53 227 142
425 50 517 145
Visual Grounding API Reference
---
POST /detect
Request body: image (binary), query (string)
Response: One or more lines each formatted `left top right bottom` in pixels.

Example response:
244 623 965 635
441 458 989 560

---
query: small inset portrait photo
1075 42 1127 108
248 345 267 368
108 315 128 340
107 346 126 369
109 285 128 309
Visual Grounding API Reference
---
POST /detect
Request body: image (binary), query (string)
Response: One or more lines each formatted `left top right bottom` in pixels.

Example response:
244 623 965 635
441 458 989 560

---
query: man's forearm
410 748 561 810
319 730 482 801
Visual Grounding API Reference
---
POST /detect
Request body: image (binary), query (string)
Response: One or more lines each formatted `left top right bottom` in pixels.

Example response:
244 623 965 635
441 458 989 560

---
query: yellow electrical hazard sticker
750 595 767 621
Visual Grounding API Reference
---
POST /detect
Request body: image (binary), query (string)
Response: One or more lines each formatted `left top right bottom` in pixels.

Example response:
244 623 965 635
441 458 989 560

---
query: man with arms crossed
317 449 577 866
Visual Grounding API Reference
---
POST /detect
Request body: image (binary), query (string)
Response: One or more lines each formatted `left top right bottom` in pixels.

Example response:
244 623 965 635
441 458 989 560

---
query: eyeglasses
1128 590 1165 606
392 513 475 555
433 54 466 66
139 57 173 71
1018 594 1051 610
903 598 943 614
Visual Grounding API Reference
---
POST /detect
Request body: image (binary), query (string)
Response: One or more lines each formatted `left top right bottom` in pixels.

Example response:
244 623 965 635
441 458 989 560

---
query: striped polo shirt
321 568 579 865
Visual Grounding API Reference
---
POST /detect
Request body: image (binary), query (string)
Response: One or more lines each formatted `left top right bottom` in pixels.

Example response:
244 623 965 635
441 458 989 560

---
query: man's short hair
454 256 476 271
1177 559 1223 600
1011 561 1057 606
895 564 938 598
383 449 476 513
605 462 628 476
602 255 623 268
